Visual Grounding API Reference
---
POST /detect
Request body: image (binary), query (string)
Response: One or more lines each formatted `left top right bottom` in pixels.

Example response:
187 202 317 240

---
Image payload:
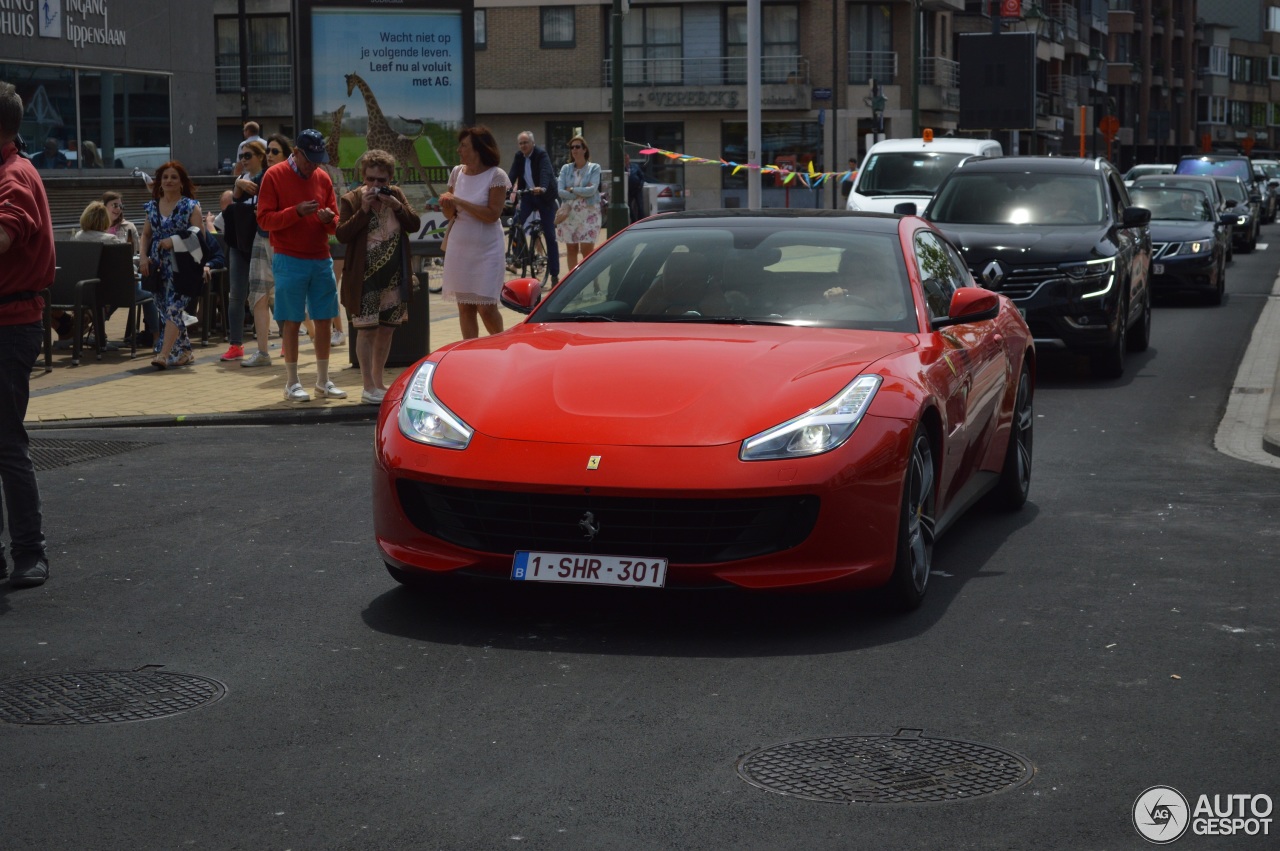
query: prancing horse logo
579 512 600 541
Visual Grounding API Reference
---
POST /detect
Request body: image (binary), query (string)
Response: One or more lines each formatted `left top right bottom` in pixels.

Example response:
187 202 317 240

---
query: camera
377 186 394 196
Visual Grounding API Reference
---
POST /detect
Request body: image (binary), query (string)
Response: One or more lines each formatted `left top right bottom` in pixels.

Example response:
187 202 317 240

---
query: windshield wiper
554 312 621 321
654 315 794 326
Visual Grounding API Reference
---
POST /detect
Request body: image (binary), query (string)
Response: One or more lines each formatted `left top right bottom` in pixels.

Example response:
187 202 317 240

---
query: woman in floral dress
555 135 602 271
138 161 203 369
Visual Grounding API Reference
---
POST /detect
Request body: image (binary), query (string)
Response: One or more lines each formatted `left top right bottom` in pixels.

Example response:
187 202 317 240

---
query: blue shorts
271 253 339 323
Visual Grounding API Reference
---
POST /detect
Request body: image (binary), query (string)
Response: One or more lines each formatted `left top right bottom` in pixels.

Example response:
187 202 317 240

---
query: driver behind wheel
633 251 730 316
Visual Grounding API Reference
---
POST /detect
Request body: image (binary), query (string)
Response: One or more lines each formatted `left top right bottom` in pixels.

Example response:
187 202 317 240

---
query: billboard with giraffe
296 0 474 208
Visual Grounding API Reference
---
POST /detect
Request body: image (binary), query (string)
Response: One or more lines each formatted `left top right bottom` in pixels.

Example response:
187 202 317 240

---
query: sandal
169 351 194 367
150 357 167 371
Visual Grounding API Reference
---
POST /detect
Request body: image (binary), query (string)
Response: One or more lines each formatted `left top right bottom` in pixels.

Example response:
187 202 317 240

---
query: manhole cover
737 728 1034 804
0 671 225 725
29 439 153 472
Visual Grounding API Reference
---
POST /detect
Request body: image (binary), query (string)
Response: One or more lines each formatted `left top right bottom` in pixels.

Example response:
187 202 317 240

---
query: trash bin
336 242 433 368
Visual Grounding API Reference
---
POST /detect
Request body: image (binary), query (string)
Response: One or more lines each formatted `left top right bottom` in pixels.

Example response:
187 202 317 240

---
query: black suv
924 157 1152 378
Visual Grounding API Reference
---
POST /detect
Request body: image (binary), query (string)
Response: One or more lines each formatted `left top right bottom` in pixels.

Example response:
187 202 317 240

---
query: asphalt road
2 242 1278 850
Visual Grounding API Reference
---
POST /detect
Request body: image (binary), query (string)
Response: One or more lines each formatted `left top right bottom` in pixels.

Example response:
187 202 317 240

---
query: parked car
1131 174 1234 261
846 135 1003 213
375 210 1035 611
644 180 685 214
1128 185 1232 305
1213 177 1260 253
1122 163 1175 188
925 156 1152 379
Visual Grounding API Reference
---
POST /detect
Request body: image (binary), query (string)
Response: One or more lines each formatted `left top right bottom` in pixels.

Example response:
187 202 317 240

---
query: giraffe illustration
321 104 346 189
345 73 439 195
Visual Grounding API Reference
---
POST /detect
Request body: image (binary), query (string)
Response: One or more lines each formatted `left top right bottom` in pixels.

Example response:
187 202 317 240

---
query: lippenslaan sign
0 0 126 47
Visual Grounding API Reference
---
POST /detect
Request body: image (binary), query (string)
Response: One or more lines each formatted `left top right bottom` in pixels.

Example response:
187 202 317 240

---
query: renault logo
981 260 1005 288
579 511 600 541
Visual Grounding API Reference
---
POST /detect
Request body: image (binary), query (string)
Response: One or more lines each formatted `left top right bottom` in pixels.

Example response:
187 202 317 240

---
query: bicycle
505 189 550 288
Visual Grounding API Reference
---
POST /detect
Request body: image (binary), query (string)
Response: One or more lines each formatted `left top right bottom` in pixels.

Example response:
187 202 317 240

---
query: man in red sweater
0 80 54 588
256 128 346 402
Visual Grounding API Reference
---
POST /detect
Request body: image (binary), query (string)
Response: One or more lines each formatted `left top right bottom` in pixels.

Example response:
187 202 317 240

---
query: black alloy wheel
1127 289 1151 352
888 427 936 611
1090 296 1128 379
996 362 1034 510
1209 255 1226 306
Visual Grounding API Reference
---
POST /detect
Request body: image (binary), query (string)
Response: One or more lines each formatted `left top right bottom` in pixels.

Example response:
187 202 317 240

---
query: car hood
850 193 933 214
429 324 916 446
1149 220 1216 241
930 223 1106 266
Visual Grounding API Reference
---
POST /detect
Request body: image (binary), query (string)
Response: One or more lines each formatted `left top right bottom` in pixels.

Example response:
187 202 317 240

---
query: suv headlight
1173 241 1210 255
740 375 882 461
1061 256 1115 299
1237 215 1249 225
397 361 473 449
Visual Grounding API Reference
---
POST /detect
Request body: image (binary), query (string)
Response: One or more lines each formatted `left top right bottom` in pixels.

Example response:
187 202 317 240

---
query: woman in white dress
439 125 511 339
555 135 602 270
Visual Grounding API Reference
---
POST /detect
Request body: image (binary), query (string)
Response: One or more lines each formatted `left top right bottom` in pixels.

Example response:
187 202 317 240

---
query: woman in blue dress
138 161 203 369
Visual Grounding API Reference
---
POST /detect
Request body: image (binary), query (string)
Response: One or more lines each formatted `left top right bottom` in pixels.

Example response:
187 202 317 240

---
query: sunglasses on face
570 145 584 150
239 153 254 160
267 147 282 155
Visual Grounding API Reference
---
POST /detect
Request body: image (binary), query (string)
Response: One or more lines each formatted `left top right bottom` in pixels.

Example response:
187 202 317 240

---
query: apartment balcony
1050 1 1079 42
848 51 898 85
918 56 960 112
601 55 810 112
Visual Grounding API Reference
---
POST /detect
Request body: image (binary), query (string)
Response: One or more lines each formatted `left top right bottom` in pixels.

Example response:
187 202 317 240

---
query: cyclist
506 131 560 287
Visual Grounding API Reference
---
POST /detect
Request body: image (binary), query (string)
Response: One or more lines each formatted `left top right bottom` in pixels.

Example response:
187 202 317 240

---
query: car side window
1108 174 1128 221
913 230 962 319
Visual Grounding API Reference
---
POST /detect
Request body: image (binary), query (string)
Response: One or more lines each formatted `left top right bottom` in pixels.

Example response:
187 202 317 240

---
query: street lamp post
1088 49 1105 159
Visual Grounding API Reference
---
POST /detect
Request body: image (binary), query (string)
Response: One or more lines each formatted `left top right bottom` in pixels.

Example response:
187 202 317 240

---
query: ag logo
1133 785 1190 844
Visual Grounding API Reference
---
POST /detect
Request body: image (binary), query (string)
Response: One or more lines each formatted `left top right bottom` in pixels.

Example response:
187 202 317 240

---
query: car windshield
855 152 970 197
1176 158 1252 184
1125 165 1171 180
1129 188 1212 222
1258 163 1280 179
529 225 918 332
1215 179 1247 204
928 172 1106 226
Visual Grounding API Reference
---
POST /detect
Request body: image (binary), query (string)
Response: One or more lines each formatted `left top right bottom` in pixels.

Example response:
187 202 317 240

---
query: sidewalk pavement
25 290 526 428
24 273 1280 466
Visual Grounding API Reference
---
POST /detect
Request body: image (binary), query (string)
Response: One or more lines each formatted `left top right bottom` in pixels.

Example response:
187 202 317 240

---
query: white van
846 136 1002 213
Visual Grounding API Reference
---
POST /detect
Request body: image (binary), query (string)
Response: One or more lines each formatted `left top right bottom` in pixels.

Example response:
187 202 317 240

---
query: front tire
1127 290 1151 352
995 363 1033 510
887 427 936 611
1090 298 1127 379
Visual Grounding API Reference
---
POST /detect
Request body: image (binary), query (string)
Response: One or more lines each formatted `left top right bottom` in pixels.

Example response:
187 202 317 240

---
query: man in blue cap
256 128 347 402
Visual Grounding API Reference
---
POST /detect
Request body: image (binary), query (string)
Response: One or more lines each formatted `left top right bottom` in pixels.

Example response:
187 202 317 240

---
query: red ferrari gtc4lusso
373 210 1034 610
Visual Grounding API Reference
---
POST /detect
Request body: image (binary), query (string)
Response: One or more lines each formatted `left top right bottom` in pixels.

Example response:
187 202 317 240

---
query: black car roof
949 156 1113 176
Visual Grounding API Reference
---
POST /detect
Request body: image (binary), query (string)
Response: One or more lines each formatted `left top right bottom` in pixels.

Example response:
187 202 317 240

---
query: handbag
555 203 570 226
171 230 208 299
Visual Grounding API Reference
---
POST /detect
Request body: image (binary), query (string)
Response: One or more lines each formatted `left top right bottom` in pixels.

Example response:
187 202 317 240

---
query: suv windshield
928 172 1106 226
856 152 969 197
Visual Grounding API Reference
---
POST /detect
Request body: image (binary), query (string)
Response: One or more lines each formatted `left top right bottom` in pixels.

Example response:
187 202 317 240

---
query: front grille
971 264 1060 300
395 481 821 564
1151 242 1181 259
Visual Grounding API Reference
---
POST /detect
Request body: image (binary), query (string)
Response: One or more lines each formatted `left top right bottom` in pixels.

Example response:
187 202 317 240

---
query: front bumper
1150 251 1217 293
373 408 915 592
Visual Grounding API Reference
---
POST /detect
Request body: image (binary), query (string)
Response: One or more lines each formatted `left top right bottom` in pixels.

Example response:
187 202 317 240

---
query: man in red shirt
0 81 54 588
256 128 346 402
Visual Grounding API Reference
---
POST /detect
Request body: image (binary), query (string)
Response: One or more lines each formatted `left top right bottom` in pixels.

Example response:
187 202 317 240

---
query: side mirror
1220 213 1239 226
1224 198 1239 209
1122 206 1151 228
893 202 918 215
1269 179 1280 189
500 277 542 314
932 287 1000 329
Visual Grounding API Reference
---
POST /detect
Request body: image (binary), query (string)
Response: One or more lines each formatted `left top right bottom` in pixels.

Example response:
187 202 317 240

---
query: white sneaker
284 382 310 402
241 350 271 368
361 388 386 405
331 330 346 346
314 380 347 399
181 311 198 327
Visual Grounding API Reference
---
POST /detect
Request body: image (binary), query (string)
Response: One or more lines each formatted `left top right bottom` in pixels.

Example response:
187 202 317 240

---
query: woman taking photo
336 149 418 405
438 125 510 340
556 135 602 271
241 134 290 368
219 139 266 362
139 160 203 369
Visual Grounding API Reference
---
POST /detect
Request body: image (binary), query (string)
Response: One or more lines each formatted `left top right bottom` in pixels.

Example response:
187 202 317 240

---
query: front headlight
740 375 882 461
1237 216 1249 225
1061 256 1115 299
1174 240 1210 255
397 361 473 449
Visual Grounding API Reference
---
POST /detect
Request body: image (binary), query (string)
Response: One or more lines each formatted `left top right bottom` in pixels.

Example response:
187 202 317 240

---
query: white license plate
512 551 667 588
1152 263 1164 275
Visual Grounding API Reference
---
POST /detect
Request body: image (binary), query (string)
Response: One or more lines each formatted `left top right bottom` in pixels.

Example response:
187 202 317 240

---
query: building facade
1 0 218 177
